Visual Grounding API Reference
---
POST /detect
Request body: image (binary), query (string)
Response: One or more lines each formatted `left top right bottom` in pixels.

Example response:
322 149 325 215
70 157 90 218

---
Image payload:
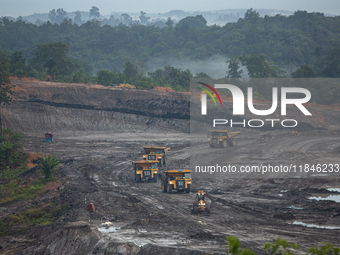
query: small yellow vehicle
160 169 192 193
141 146 170 166
110 83 136 89
193 190 211 214
207 130 241 148
133 160 159 182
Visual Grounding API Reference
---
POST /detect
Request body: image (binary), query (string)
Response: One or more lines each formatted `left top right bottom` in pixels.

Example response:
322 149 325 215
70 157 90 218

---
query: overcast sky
1 0 340 17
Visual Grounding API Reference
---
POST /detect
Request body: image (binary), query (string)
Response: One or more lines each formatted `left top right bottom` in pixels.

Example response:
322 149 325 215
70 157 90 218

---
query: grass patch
0 165 30 180
0 178 55 204
0 202 69 236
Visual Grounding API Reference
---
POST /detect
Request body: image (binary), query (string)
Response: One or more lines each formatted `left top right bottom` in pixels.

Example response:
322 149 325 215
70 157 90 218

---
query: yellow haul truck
160 169 192 194
141 146 170 166
133 160 159 182
208 130 241 148
193 190 211 214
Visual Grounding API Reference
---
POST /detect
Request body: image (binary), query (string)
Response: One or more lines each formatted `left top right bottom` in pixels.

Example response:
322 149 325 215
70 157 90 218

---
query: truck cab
142 146 170 166
161 169 192 193
133 160 159 182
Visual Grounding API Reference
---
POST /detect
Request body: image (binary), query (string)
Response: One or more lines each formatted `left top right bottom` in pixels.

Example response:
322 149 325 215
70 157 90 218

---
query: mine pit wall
3 80 190 134
3 79 339 135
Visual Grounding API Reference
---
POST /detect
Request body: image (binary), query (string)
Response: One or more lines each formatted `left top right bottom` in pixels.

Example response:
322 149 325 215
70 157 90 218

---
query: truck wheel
162 183 167 192
209 143 215 148
193 203 198 214
153 175 157 182
167 184 173 194
229 139 237 147
186 184 191 193
135 174 141 182
163 158 166 165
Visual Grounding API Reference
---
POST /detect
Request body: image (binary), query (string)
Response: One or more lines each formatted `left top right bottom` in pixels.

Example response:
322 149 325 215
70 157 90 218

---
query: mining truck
160 169 192 193
193 190 211 214
141 146 170 166
207 130 241 148
133 160 159 182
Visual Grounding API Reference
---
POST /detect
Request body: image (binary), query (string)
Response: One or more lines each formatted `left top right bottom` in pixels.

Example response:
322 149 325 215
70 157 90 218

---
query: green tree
165 17 174 27
240 54 286 78
177 15 207 29
121 13 132 25
322 47 340 77
89 6 100 19
291 65 314 78
123 61 139 82
38 154 60 179
139 11 150 25
227 57 243 78
264 237 300 255
30 42 77 79
195 72 211 78
0 51 13 135
55 8 67 24
0 129 27 171
97 70 114 85
9 51 27 77
48 9 56 23
74 11 82 25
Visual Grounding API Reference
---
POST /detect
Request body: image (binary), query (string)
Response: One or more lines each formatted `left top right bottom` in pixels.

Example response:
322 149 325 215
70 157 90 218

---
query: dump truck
207 130 241 148
133 160 159 182
193 190 211 214
141 146 170 166
160 169 192 193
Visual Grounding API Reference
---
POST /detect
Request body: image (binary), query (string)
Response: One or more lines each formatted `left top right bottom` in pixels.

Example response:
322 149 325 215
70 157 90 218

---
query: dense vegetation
226 236 339 255
1 9 340 100
1 9 340 73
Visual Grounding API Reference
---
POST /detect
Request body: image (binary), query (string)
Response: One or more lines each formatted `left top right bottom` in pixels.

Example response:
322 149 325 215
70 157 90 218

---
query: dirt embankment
3 79 190 134
4 79 340 135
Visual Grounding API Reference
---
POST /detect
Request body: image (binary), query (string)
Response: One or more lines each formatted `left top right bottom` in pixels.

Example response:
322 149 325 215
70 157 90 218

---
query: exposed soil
0 79 340 254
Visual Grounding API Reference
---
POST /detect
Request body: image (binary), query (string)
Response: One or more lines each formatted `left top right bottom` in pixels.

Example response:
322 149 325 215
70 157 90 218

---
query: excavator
111 83 136 89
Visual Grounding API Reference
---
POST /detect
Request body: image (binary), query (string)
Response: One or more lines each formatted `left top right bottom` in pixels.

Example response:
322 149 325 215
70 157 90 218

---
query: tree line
1 9 340 103
1 9 340 72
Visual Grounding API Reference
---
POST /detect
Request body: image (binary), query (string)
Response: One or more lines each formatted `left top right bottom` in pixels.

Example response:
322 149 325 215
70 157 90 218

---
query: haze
1 0 340 17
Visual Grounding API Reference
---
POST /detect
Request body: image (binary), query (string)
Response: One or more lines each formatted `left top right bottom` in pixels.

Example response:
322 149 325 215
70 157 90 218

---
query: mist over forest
1 7 340 103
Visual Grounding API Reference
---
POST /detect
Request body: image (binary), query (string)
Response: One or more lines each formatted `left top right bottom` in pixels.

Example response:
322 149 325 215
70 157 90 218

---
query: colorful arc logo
198 82 222 106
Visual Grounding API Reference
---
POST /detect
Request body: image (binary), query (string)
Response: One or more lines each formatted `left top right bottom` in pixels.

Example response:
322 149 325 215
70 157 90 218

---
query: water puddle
97 226 121 233
287 206 303 209
96 223 189 248
327 188 340 192
291 221 340 230
309 195 340 203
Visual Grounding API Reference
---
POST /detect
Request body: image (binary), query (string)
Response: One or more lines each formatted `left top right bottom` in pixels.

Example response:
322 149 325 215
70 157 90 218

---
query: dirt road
17 129 340 254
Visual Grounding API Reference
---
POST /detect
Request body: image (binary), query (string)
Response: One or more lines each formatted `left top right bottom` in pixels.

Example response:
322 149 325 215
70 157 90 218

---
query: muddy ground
1 129 339 254
0 79 340 254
